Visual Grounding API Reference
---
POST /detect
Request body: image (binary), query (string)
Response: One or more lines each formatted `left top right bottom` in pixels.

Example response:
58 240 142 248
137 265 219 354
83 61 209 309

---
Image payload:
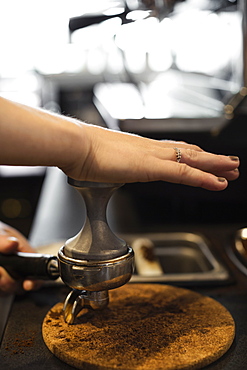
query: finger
0 234 41 294
17 243 35 253
0 266 22 295
161 140 204 152
147 145 239 176
154 147 239 181
171 165 228 191
0 222 33 252
143 157 229 191
213 168 239 181
23 279 43 291
178 149 240 179
0 267 42 295
0 235 19 254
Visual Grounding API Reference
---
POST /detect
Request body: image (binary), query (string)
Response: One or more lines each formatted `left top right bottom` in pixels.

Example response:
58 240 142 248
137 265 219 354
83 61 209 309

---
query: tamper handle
64 179 128 260
0 252 59 280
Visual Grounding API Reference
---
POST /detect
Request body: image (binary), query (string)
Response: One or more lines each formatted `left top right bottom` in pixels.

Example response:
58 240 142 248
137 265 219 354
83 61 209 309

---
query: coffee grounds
4 329 35 355
42 284 235 370
140 245 156 261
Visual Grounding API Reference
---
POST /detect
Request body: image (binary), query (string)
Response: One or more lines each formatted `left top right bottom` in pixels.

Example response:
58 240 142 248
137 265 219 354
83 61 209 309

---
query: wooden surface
42 284 235 370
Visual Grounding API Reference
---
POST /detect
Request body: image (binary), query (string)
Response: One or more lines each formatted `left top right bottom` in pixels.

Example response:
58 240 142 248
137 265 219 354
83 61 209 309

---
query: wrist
57 120 90 180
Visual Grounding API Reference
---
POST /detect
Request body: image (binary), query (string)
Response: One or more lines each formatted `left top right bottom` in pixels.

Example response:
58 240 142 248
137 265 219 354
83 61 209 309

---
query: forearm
0 96 84 169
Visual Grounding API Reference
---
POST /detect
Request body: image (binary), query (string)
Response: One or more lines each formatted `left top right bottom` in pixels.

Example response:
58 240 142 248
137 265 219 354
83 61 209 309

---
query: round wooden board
42 284 235 370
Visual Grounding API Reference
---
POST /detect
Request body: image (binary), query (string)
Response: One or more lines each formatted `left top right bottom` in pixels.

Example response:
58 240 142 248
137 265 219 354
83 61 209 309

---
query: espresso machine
68 0 246 135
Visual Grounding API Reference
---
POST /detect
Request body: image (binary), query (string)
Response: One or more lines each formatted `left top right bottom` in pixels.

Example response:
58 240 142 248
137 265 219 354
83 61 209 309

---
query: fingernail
229 156 239 161
233 168 239 172
7 236 18 242
24 280 33 291
218 177 226 182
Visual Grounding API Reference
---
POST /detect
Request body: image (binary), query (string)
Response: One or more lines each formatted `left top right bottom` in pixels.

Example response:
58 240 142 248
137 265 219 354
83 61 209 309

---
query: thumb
0 235 19 254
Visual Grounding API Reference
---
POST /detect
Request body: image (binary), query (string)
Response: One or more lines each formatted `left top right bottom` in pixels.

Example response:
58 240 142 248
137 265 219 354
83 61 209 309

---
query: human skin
0 96 240 293
0 222 42 294
0 96 239 190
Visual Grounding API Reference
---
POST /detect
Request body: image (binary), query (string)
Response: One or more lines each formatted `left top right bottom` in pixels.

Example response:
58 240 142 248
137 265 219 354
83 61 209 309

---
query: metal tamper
58 178 134 324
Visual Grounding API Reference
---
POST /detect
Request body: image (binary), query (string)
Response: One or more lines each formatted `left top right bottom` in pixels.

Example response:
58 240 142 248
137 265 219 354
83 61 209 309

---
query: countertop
1 225 247 370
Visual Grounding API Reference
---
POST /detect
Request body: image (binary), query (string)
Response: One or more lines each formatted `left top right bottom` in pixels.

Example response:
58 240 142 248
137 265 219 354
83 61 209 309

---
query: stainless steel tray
124 232 230 284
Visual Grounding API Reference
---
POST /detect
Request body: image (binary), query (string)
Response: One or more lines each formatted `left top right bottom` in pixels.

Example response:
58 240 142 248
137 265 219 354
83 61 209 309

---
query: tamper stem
64 180 127 260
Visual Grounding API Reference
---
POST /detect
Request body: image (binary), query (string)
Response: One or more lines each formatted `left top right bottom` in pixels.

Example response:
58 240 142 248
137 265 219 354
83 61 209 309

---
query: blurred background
0 0 246 240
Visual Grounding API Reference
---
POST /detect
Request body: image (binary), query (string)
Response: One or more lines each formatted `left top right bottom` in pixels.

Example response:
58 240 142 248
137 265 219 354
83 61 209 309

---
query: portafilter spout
58 179 134 324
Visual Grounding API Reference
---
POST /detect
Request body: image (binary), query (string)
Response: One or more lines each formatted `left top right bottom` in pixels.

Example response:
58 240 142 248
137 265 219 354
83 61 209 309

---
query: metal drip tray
124 232 230 285
226 227 247 277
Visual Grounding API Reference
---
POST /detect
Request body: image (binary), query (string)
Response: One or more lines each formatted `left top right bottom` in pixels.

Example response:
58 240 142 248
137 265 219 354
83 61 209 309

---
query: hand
0 97 240 191
61 124 240 191
0 222 42 295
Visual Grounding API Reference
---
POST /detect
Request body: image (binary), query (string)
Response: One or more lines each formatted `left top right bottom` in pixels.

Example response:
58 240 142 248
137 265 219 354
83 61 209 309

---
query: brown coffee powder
42 284 235 370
